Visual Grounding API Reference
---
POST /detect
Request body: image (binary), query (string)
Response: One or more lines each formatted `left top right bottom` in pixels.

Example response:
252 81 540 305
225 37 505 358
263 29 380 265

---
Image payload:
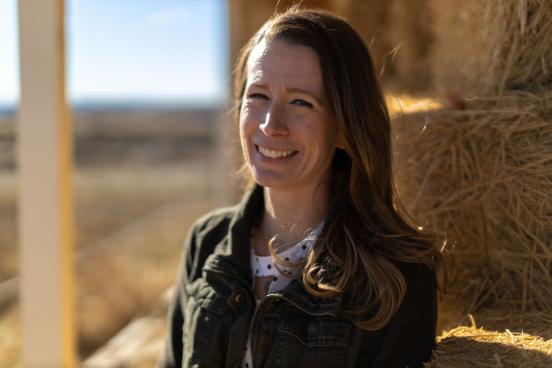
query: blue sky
0 0 228 106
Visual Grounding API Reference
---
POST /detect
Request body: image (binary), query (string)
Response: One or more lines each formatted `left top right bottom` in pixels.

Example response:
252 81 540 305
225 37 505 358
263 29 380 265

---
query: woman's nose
259 104 288 136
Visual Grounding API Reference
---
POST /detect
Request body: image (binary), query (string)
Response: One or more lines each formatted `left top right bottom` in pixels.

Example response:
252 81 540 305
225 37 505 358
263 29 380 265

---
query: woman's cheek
242 108 266 140
239 111 257 163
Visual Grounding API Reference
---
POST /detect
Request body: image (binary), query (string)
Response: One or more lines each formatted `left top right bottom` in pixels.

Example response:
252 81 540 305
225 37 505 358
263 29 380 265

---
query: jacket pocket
183 279 228 357
278 316 351 348
274 316 353 368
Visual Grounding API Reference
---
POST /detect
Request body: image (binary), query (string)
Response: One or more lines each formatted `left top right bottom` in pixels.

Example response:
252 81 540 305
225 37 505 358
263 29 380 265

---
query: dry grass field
0 107 226 366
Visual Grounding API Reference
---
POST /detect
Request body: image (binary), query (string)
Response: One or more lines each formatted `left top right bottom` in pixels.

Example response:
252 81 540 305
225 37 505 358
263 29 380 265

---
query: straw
386 0 433 91
427 310 552 367
393 92 552 313
430 0 552 95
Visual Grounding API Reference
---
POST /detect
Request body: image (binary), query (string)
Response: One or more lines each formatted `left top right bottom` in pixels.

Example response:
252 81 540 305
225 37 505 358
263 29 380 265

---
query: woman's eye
248 93 269 100
291 99 314 108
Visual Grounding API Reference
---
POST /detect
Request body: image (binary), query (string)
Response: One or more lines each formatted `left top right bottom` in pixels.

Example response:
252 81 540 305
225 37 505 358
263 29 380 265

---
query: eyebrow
248 82 323 105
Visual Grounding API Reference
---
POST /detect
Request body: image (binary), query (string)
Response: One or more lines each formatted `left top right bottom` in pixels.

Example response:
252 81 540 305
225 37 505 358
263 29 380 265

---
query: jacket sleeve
367 264 438 368
157 222 199 368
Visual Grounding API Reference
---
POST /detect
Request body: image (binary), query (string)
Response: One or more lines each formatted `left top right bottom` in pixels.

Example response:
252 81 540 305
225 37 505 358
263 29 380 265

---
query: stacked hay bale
430 0 552 95
335 0 434 91
426 311 552 367
332 0 393 78
392 0 552 365
395 93 552 313
386 0 433 91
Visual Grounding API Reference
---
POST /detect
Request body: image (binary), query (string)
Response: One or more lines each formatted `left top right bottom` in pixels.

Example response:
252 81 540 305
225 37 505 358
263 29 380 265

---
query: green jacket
158 185 437 368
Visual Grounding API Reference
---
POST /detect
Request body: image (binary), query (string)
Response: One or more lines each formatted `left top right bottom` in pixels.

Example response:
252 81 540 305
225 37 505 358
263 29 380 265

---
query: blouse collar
251 221 324 278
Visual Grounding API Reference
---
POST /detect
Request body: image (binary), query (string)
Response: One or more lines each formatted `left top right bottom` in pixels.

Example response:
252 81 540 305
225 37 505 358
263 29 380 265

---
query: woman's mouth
256 144 298 159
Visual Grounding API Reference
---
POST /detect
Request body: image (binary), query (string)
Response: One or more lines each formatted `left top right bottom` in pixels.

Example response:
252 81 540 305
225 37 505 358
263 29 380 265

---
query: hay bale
393 92 552 313
77 199 210 355
82 316 167 368
430 0 552 95
427 310 552 367
473 308 552 341
333 0 393 78
335 0 434 91
386 0 433 91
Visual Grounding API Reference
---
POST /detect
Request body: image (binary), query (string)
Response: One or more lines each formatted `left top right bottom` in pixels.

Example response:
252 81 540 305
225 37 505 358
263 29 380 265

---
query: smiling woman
159 7 442 368
239 38 339 192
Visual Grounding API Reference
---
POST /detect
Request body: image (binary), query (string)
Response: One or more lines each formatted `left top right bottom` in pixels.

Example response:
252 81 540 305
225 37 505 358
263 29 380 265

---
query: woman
159 8 441 368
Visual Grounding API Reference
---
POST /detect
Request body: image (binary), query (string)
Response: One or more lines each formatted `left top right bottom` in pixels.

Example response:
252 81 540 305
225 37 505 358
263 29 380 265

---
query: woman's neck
254 184 328 255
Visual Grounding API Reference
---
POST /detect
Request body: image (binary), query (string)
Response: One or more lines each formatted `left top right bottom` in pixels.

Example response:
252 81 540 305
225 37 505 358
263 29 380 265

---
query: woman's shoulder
395 261 437 285
393 260 438 310
179 205 240 281
184 204 243 253
189 205 238 237
393 261 435 278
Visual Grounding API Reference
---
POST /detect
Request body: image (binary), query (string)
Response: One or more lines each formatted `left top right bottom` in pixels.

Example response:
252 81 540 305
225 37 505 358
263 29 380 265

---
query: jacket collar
202 184 262 284
202 184 344 317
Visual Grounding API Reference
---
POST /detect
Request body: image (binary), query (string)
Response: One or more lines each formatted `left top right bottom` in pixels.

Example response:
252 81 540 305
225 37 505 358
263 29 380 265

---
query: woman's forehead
246 39 322 91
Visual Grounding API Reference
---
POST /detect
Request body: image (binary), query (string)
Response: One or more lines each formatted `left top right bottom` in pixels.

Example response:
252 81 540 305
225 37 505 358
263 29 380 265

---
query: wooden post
17 0 75 367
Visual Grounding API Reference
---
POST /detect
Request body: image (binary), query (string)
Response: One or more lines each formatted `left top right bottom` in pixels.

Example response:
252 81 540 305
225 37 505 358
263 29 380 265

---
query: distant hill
0 101 230 169
0 99 228 117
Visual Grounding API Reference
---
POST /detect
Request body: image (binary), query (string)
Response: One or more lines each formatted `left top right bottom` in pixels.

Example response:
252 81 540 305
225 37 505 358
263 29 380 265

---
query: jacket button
234 293 244 304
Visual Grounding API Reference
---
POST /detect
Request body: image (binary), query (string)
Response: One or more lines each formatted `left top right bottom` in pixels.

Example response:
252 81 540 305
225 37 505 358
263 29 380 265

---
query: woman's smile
255 144 298 160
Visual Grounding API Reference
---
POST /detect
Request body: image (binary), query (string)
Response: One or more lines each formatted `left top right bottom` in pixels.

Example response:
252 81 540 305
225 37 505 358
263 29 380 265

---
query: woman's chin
251 170 295 189
252 177 288 189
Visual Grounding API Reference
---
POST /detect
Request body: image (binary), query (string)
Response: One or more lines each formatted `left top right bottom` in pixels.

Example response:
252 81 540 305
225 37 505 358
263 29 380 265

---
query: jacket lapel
202 185 264 287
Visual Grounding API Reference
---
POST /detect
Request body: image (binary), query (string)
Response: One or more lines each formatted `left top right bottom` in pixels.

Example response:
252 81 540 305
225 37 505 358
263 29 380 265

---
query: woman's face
239 38 339 191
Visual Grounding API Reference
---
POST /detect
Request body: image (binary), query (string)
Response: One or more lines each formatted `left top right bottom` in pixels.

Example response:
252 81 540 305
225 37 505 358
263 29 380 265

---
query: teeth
258 145 296 158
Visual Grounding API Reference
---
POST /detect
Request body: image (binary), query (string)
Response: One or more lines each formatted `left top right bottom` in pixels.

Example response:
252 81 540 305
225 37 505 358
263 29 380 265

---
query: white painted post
17 0 75 367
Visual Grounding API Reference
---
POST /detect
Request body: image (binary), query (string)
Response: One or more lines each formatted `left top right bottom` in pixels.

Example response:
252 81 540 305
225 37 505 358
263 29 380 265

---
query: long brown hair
234 8 442 330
